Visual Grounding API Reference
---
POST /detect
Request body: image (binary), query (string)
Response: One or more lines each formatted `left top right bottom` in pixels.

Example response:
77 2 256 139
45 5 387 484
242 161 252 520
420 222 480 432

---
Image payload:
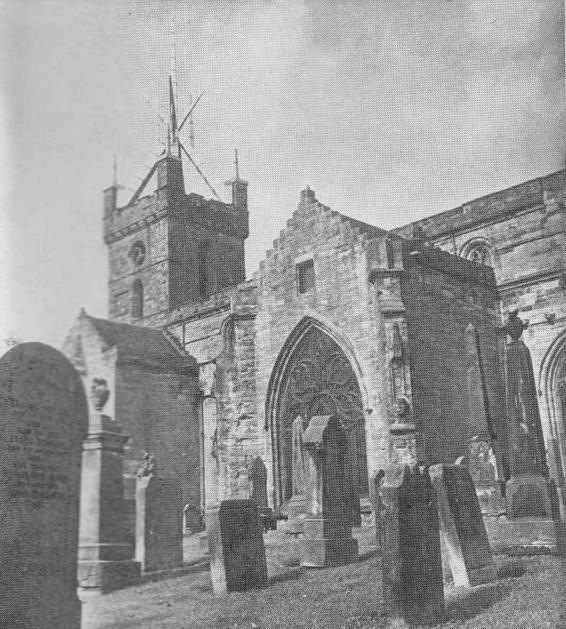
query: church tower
103 79 248 324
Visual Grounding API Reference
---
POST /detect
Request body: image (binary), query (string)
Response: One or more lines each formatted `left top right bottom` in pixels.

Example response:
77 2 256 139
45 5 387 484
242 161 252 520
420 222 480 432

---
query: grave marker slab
206 499 268 594
0 342 88 629
380 462 444 626
136 474 183 572
430 463 496 587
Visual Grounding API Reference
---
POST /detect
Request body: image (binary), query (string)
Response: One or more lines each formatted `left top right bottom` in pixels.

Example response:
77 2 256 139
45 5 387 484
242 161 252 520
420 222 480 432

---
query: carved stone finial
499 309 529 341
90 378 110 411
136 451 156 478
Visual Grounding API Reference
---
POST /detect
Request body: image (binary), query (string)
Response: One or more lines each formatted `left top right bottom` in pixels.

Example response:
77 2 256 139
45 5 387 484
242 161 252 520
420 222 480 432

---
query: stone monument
460 434 506 516
135 455 183 573
497 310 564 554
0 343 88 628
430 463 496 587
207 499 268 593
300 415 358 567
248 456 269 511
77 377 140 592
380 462 444 626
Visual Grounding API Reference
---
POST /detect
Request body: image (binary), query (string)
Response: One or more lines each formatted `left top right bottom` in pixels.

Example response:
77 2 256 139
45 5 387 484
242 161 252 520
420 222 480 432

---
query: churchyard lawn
82 543 564 629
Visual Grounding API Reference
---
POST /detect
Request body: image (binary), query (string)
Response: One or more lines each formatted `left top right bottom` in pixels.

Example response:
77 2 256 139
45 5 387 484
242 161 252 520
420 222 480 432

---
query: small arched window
132 279 144 319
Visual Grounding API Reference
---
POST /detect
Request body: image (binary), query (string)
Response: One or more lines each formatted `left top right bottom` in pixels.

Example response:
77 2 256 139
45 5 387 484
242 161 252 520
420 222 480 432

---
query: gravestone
249 456 278 532
430 463 496 587
380 462 444 626
0 342 88 629
494 312 565 555
300 415 358 567
206 499 268 593
461 435 506 516
135 470 183 573
248 456 268 510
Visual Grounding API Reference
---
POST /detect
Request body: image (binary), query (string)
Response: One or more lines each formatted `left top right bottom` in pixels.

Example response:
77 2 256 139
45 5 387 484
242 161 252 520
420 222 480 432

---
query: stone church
64 93 566 528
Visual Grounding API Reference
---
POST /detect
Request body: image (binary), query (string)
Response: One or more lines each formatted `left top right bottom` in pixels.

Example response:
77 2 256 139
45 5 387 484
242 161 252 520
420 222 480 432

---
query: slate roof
85 314 190 370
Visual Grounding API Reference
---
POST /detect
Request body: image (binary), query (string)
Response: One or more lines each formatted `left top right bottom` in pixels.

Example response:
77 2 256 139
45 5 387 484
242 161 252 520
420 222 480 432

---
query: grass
82 542 566 629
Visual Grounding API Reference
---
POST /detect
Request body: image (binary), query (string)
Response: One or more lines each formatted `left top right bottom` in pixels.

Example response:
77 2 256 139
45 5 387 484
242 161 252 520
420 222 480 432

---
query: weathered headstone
77 379 140 592
206 499 268 593
0 342 88 629
380 462 444 626
462 435 506 516
248 456 268 510
300 415 358 567
430 463 496 587
135 470 183 573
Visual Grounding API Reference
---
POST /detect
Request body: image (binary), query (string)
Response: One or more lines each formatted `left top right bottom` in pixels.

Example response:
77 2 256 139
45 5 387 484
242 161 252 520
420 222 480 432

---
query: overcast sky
0 0 564 348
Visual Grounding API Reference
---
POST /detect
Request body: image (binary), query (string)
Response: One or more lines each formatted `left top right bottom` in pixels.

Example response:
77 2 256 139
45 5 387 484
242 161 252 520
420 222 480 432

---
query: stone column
77 381 140 593
368 243 423 470
199 362 230 593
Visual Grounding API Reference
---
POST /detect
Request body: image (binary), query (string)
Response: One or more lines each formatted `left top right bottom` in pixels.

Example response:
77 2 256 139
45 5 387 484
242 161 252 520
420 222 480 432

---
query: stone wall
400 243 506 466
116 364 201 511
108 217 170 322
105 155 248 325
255 191 392 506
396 169 566 506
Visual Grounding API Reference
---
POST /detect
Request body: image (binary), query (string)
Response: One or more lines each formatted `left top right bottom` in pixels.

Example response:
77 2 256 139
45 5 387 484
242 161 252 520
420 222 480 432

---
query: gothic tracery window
277 326 368 502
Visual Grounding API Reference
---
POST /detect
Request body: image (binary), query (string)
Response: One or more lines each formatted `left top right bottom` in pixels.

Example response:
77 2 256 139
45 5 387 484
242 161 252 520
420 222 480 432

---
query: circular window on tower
129 241 146 266
461 240 493 267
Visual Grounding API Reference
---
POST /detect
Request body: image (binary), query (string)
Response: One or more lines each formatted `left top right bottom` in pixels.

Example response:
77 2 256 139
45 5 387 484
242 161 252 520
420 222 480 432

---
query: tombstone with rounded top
0 342 88 629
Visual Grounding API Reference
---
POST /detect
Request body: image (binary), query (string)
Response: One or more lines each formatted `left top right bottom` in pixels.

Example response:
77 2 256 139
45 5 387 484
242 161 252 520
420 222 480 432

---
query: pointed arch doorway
268 321 368 517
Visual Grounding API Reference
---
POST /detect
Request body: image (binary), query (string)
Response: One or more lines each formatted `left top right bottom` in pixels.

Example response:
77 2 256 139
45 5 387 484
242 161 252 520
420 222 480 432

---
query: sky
0 0 564 348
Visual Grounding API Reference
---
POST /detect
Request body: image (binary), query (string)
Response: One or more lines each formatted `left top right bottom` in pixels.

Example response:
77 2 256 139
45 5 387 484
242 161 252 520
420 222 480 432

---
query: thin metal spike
178 91 204 132
180 142 222 201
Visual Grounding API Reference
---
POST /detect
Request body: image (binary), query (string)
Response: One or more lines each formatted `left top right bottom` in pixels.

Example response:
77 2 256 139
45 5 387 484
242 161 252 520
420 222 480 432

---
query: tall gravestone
502 311 551 516
248 456 269 511
0 343 88 629
300 415 358 567
207 499 268 593
77 379 140 592
380 462 444 626
430 463 496 587
135 458 183 573
459 435 506 516
497 311 565 554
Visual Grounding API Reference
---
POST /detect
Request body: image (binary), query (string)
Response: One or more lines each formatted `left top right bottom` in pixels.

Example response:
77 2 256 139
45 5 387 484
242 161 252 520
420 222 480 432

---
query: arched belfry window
461 240 493 267
132 279 143 319
273 324 368 505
